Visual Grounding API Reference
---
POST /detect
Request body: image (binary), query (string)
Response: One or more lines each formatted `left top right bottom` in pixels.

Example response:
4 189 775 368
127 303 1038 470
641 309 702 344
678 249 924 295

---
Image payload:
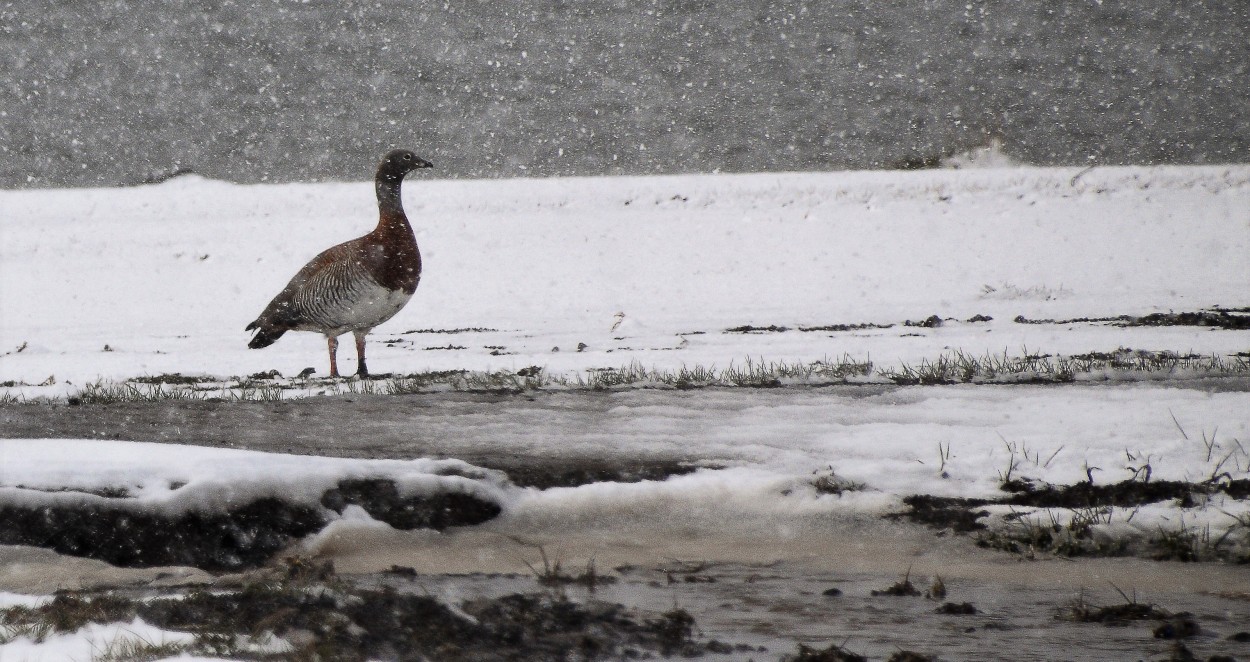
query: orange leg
354 330 369 377
327 335 340 378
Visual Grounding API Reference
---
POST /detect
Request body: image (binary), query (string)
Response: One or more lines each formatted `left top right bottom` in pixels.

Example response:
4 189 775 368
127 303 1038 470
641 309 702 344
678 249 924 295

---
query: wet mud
728 309 1250 335
897 477 1250 532
900 477 1250 522
0 479 500 571
1 568 744 661
897 477 1250 562
0 497 324 571
1012 307 1250 330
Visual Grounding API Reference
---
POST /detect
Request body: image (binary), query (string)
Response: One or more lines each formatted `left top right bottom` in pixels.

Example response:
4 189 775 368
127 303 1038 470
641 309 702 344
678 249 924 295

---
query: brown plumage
246 149 433 377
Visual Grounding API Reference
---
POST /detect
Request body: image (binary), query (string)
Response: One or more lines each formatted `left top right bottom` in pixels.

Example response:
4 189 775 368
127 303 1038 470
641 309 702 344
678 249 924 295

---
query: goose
246 149 432 377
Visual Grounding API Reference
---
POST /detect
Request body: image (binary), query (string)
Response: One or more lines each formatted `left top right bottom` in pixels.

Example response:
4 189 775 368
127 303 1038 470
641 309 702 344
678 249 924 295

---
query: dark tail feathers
246 320 287 349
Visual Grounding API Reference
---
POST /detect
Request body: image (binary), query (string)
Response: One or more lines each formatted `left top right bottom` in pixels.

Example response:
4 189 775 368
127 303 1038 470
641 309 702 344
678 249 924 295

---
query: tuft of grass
129 373 211 386
22 345 1250 406
387 367 547 393
811 468 866 496
1213 510 1250 563
459 368 547 391
976 510 1046 559
521 545 617 591
227 380 285 401
879 348 1066 384
878 347 1249 385
728 355 874 386
0 620 52 645
644 608 700 657
723 357 785 387
383 369 472 393
872 567 922 597
72 381 206 404
790 641 868 661
670 363 720 388
978 505 1131 560
1150 518 1209 562
1059 586 1169 625
570 362 668 389
978 502 1250 562
0 594 137 639
572 355 873 390
995 436 1064 485
91 634 190 662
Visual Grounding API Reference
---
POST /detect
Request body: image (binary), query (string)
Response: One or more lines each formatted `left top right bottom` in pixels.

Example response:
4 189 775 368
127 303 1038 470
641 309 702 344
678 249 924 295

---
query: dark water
1 0 1247 188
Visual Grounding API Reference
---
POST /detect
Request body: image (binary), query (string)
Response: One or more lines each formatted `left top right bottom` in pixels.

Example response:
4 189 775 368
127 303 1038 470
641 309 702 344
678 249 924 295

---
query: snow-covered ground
1 165 1247 393
2 164 1245 544
1 166 1248 658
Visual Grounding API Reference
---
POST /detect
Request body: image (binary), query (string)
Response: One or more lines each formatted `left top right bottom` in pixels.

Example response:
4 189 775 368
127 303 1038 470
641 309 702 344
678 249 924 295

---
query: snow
0 592 48 609
0 167 1248 651
0 618 195 661
353 385 1250 563
1 165 1247 393
0 439 508 515
5 384 1242 508
2 385 1247 571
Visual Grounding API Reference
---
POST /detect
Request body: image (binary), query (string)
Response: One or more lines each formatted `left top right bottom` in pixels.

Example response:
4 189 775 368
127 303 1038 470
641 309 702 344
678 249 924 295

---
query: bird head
378 149 434 181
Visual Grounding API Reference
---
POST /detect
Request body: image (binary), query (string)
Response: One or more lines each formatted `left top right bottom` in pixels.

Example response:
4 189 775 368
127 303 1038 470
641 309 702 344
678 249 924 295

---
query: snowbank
0 439 507 514
0 440 509 570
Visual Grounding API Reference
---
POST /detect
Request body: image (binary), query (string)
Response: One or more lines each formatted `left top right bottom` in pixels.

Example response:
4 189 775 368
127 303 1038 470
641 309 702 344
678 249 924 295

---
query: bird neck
375 176 405 214
374 177 414 233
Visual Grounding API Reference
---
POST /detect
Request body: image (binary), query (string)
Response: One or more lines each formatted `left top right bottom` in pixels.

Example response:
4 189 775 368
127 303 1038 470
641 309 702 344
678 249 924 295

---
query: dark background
2 0 1247 188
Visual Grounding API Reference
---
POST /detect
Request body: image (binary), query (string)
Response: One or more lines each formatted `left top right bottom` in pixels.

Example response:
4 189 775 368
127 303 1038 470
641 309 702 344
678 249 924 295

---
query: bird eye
403 154 412 161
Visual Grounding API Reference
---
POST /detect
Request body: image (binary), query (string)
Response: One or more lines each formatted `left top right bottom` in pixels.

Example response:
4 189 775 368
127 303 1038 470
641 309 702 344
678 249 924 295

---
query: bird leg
327 335 340 378
354 330 370 378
